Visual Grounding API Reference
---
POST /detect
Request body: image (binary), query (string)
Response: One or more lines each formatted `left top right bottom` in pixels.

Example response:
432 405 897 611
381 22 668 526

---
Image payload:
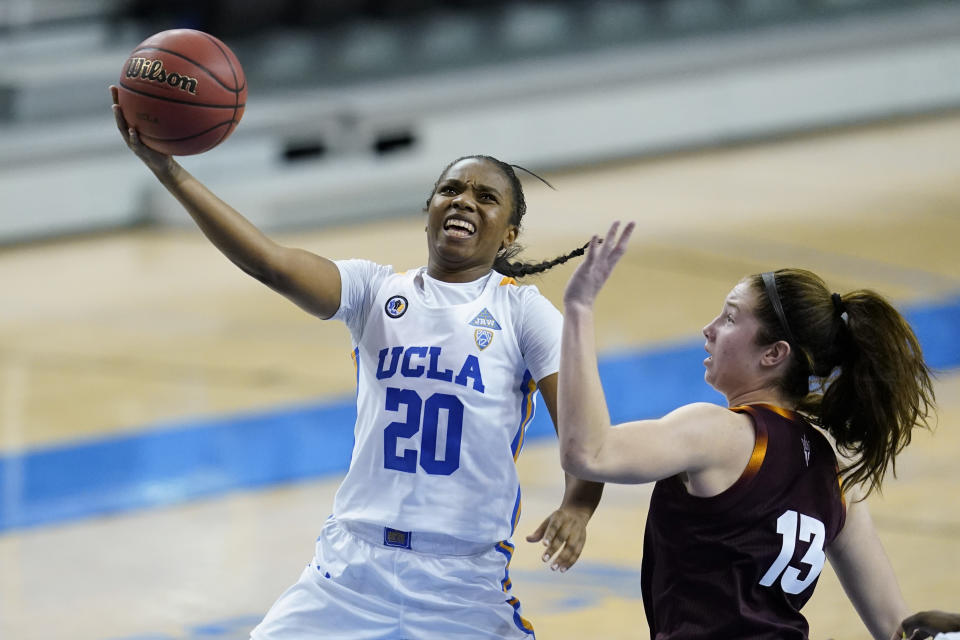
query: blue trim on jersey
511 371 536 461
506 595 536 636
1 294 956 532
509 487 522 536
495 540 516 592
352 347 360 386
507 371 535 536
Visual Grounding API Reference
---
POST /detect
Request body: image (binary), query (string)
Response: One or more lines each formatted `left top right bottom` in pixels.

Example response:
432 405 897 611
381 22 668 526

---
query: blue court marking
104 615 263 640
101 562 636 639
0 401 358 532
512 562 646 610
1 295 957 533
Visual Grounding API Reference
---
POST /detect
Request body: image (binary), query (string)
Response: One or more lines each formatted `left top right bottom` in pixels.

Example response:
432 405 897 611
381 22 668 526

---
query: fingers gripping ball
117 29 246 156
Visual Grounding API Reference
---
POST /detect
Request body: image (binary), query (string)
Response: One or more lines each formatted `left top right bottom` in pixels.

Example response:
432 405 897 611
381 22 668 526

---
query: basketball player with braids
557 222 936 640
111 87 603 639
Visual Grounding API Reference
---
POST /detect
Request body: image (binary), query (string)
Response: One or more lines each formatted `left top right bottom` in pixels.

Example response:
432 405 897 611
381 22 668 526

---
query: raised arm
556 222 754 490
110 86 341 319
827 496 909 640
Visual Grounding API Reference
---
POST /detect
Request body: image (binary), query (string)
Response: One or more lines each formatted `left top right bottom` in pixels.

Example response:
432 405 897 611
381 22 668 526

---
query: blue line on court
1 295 957 533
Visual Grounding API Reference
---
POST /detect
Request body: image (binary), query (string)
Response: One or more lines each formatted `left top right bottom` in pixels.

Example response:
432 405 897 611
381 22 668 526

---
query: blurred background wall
1 0 958 242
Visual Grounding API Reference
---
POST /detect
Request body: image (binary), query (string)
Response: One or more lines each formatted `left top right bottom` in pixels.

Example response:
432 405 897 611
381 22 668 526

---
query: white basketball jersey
331 263 561 543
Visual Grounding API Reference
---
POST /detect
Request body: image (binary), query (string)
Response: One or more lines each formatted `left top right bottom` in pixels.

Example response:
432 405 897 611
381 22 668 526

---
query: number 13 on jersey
760 509 827 595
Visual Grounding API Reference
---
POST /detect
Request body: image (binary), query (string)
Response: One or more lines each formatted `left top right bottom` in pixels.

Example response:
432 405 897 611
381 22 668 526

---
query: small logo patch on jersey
801 434 811 466
474 328 494 350
384 295 408 319
383 527 412 549
469 307 501 330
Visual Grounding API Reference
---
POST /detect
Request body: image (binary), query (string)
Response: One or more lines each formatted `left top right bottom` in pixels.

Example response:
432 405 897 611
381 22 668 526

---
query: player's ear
760 340 791 368
500 225 518 251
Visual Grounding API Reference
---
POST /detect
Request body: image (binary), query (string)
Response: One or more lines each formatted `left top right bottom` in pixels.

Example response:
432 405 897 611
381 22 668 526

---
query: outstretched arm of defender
557 221 633 478
110 85 341 319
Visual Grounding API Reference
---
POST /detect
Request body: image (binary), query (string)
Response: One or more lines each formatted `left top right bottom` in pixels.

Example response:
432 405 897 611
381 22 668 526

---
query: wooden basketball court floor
1 114 959 640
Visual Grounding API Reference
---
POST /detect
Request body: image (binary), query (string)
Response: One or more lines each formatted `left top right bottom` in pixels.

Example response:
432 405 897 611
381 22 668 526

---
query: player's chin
702 369 716 388
433 237 480 261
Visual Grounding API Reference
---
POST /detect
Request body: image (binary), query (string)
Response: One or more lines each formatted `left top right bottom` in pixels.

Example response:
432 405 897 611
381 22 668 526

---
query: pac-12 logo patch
474 328 494 350
384 295 408 319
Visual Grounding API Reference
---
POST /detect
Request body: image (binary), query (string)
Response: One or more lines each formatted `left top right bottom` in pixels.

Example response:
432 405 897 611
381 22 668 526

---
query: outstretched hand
526 505 591 572
896 610 960 640
563 221 635 310
110 85 174 176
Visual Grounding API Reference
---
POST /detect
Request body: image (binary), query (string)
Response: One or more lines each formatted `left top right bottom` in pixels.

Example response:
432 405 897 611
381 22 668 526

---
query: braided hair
749 268 935 498
426 155 588 278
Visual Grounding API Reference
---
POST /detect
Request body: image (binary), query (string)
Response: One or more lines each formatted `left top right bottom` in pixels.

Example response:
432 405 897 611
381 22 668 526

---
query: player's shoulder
336 258 398 279
493 273 551 303
656 403 754 463
494 273 521 288
667 402 734 421
493 273 529 298
659 402 746 437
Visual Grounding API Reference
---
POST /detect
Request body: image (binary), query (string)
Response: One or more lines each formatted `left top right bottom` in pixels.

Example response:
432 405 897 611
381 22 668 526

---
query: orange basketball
117 29 247 156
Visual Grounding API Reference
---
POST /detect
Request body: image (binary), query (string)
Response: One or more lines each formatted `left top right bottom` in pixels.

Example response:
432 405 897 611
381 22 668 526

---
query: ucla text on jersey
376 346 485 393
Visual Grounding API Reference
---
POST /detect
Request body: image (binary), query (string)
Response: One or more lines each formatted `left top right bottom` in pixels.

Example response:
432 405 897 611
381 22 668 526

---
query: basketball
116 29 246 156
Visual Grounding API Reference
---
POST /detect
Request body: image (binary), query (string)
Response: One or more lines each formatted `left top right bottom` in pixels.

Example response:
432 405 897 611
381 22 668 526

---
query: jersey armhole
716 407 769 500
670 407 770 513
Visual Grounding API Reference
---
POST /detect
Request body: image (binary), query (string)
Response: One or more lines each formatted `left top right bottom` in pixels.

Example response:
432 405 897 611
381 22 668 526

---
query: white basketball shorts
250 517 536 639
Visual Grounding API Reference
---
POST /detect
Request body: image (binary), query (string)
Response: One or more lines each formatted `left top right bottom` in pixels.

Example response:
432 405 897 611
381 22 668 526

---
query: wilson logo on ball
116 28 247 155
124 57 199 94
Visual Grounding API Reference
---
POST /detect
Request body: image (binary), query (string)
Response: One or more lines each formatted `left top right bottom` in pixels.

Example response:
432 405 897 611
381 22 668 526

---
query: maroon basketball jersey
641 403 846 639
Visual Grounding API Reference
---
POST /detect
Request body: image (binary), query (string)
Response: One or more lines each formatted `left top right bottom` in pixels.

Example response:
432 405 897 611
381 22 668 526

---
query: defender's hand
563 221 635 310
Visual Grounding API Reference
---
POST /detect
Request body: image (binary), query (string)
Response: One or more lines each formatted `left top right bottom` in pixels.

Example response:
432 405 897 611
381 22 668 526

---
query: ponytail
750 269 935 497
493 241 590 278
814 290 935 496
